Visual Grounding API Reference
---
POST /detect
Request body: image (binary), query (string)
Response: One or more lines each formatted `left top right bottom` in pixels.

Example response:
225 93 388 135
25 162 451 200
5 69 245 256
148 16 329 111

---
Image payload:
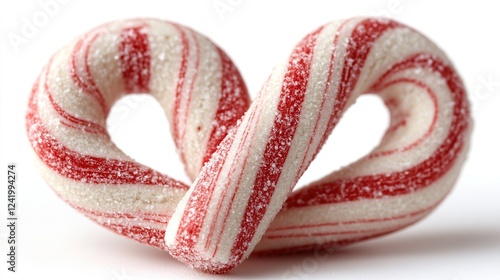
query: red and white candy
27 17 471 274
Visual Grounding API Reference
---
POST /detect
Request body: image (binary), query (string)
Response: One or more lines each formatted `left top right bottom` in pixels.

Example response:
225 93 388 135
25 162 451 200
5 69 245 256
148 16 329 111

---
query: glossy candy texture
27 18 471 274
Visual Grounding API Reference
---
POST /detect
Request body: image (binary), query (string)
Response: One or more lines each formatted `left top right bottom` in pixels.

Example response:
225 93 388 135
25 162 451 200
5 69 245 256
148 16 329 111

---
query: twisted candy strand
27 17 471 273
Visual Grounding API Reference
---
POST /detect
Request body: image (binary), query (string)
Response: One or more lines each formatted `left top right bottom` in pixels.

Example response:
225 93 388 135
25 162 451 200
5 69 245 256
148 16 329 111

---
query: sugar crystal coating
26 17 471 274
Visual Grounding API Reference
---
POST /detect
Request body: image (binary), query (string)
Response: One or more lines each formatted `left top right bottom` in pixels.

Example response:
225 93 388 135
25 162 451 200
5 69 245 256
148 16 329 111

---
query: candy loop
27 17 471 274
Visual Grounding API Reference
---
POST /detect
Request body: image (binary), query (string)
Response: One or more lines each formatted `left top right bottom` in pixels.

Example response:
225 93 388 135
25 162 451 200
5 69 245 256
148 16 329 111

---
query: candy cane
26 17 471 274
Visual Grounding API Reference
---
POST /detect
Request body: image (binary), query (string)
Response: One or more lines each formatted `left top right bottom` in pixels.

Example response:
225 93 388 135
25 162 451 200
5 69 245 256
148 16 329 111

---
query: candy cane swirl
27 18 471 273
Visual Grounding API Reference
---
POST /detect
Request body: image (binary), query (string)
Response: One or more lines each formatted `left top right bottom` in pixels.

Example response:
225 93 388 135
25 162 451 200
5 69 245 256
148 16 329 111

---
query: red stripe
385 117 408 133
106 224 167 250
119 25 151 93
285 53 469 208
83 32 107 114
294 20 348 179
171 28 202 168
69 32 107 115
267 198 441 233
202 47 251 165
264 224 419 239
368 78 439 158
45 63 108 135
27 73 188 188
172 25 190 152
76 205 170 224
255 226 405 255
227 26 324 262
63 198 171 226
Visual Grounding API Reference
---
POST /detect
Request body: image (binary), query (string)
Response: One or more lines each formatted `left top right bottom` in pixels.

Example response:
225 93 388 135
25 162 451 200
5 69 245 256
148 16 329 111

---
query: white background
1 0 499 279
